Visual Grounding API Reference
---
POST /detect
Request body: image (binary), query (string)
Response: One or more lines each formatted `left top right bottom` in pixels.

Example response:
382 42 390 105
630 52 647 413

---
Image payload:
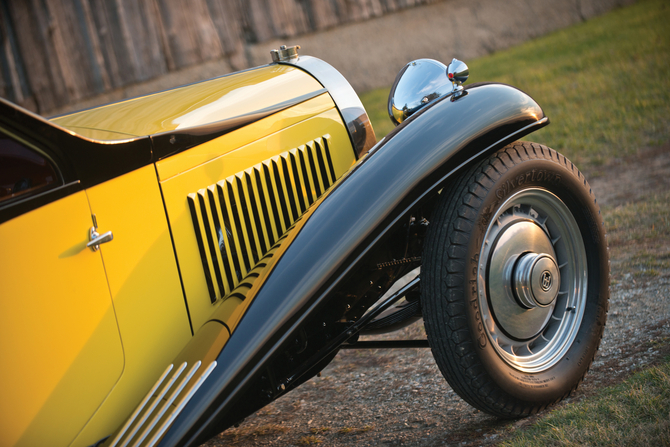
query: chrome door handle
88 227 113 251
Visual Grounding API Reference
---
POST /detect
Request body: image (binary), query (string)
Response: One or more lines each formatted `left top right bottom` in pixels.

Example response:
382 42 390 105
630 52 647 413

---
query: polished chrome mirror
388 58 469 126
446 58 469 96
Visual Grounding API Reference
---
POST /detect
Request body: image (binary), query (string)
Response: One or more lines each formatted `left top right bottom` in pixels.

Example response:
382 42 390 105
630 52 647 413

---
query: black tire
422 142 609 418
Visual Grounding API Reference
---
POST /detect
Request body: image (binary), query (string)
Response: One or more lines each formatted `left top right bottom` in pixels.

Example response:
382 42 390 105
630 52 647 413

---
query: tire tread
422 141 609 418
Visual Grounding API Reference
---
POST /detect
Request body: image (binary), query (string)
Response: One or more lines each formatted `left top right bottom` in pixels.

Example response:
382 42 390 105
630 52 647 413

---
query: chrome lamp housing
388 58 469 125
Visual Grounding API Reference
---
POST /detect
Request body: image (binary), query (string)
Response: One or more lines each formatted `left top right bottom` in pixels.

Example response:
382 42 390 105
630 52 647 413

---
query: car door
0 128 124 447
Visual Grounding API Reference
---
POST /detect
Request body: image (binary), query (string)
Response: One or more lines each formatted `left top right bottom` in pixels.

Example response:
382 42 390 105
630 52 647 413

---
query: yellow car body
1 62 361 447
1 50 606 447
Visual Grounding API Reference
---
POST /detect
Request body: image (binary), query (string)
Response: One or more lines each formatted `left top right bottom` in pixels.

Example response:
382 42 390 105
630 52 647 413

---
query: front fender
158 82 548 446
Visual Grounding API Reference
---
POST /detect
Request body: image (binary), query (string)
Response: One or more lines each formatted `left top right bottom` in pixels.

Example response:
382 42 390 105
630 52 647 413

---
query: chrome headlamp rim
277 55 377 158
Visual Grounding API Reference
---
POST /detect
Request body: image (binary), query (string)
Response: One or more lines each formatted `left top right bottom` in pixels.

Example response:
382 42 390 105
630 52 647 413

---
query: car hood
49 65 325 141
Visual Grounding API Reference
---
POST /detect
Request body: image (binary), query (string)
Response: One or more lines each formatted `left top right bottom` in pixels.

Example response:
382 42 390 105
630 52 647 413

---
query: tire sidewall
463 154 608 402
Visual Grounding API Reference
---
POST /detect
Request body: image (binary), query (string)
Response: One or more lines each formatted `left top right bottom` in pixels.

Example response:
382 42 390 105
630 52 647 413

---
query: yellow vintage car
0 47 609 447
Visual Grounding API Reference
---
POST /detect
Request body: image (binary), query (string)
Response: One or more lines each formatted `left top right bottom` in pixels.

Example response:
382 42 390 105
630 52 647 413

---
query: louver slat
288 149 307 214
206 186 235 297
250 166 276 248
187 135 336 303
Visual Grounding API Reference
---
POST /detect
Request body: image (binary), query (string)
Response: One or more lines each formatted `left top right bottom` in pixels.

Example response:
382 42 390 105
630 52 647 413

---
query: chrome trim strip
117 362 188 447
278 56 376 158
107 364 174 447
107 361 218 447
152 89 327 140
131 362 201 447
146 361 218 446
152 88 328 160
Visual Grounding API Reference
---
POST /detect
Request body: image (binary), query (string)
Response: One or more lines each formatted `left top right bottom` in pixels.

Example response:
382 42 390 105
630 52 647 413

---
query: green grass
500 358 670 446
603 189 670 281
360 86 394 143
605 191 670 246
361 0 670 170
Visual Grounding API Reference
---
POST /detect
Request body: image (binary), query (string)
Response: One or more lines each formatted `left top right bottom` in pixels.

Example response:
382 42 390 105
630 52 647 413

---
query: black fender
158 82 548 446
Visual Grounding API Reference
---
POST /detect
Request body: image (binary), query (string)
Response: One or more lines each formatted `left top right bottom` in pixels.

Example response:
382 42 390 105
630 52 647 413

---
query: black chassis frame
157 80 548 446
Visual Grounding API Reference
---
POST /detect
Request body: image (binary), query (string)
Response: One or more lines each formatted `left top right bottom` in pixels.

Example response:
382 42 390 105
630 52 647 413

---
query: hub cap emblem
540 270 553 292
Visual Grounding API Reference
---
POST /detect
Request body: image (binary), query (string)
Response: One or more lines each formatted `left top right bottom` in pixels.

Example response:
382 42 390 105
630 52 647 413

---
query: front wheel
422 142 609 418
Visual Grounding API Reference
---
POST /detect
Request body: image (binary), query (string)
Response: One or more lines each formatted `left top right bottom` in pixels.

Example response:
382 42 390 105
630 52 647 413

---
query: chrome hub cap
478 188 587 373
513 252 560 308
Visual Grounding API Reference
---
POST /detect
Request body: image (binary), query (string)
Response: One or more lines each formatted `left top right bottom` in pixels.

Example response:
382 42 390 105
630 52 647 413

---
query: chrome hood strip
279 56 377 158
151 89 328 160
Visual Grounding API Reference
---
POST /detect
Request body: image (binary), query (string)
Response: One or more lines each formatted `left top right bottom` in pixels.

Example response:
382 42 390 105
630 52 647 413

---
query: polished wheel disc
422 143 609 418
478 188 587 373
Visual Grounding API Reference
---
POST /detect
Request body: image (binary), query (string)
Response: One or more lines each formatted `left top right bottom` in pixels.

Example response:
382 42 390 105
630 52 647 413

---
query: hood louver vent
188 135 336 302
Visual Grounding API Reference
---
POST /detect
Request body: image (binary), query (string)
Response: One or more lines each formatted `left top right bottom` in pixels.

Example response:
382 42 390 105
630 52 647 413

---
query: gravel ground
202 145 670 447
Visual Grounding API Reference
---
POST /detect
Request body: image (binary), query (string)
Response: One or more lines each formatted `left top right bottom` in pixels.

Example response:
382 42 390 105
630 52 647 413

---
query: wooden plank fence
0 0 442 114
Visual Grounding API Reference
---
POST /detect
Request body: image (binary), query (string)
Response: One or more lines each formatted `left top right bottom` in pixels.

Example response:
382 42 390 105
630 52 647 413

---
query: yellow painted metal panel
155 93 335 181
47 127 139 141
51 65 324 140
174 321 230 368
0 191 123 447
161 107 356 331
71 166 192 447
